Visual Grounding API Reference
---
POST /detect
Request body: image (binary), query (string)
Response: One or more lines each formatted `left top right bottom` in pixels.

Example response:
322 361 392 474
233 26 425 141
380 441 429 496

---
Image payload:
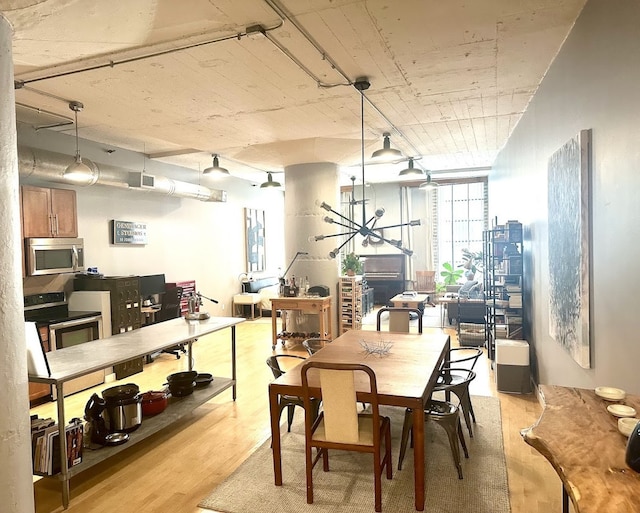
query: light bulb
323 216 334 224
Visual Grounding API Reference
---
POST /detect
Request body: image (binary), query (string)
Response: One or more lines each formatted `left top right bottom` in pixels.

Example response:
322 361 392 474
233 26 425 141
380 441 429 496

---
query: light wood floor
31 316 564 513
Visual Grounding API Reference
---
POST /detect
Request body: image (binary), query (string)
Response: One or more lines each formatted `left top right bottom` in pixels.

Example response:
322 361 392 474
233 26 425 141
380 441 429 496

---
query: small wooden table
268 329 450 511
270 295 333 350
522 385 640 513
390 293 429 310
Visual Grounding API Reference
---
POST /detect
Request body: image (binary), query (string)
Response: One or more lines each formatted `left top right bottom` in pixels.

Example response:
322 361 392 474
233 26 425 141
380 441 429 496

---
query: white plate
595 386 626 401
618 417 640 437
607 404 637 418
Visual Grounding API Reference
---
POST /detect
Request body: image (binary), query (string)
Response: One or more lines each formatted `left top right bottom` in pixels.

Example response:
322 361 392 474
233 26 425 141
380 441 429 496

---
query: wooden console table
522 385 640 513
270 296 333 350
28 316 244 509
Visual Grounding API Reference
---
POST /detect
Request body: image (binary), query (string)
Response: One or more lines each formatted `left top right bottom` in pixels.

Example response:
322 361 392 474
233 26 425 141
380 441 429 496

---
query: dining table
268 328 451 511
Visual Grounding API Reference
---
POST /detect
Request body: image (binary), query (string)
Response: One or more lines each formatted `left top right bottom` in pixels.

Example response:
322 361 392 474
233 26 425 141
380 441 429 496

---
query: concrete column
283 162 340 337
0 13 34 513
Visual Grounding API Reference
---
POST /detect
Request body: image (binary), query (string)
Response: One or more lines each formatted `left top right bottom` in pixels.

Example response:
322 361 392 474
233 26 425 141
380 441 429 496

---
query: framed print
245 208 265 272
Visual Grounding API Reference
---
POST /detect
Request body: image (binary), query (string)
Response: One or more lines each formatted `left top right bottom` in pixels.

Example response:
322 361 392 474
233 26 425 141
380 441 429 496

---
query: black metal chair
301 338 332 356
376 307 423 333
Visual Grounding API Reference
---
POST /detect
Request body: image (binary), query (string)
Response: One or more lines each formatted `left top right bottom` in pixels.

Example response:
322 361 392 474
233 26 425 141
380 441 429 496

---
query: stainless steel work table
29 315 244 509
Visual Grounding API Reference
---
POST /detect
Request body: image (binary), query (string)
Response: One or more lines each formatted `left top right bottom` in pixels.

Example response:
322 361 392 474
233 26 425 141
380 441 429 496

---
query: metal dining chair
301 338 332 356
376 307 423 333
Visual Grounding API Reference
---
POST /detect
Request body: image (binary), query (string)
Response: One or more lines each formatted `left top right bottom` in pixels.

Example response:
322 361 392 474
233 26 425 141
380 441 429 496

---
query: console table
522 385 640 513
28 315 244 509
270 296 333 350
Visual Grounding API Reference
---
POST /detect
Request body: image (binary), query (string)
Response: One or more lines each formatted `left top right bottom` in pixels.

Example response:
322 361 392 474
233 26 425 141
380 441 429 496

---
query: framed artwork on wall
547 129 592 368
245 208 266 272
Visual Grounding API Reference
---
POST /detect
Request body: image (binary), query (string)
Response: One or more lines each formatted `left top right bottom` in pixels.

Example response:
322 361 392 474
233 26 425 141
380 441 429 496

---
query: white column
284 162 340 337
0 13 35 513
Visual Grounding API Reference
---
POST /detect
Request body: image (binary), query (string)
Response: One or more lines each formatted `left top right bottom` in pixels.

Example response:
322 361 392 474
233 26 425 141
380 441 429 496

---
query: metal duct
17 146 227 202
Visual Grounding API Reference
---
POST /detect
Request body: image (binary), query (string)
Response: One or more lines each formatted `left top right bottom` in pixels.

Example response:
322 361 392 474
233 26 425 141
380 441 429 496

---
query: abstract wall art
547 129 592 368
245 208 265 272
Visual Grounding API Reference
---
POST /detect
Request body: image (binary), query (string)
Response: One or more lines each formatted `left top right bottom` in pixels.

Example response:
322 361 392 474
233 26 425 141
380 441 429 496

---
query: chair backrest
301 338 331 356
156 286 183 322
448 347 483 370
376 307 423 333
415 270 436 293
301 361 381 445
266 354 306 379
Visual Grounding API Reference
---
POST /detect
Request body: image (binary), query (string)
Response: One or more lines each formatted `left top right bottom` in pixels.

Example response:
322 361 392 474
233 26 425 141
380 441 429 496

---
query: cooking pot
141 390 168 416
102 385 142 433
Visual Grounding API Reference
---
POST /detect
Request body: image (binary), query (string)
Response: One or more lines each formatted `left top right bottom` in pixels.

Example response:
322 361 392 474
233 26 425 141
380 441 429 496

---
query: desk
522 385 640 513
270 296 333 350
29 316 243 509
390 293 429 311
268 329 450 511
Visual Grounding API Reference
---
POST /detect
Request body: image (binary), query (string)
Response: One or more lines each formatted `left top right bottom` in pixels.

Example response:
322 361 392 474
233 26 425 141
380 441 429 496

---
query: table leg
271 309 278 350
269 385 283 485
55 382 70 509
231 325 237 401
562 485 569 513
412 403 425 511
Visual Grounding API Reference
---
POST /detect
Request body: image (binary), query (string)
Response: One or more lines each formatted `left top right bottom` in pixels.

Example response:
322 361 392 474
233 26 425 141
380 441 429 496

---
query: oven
24 292 105 397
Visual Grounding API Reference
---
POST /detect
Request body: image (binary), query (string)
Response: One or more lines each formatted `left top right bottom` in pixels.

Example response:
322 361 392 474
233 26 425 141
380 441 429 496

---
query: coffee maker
84 393 129 446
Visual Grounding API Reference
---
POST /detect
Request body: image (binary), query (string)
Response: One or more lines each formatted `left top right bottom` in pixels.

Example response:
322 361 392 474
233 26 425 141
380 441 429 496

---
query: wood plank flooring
31 317 564 513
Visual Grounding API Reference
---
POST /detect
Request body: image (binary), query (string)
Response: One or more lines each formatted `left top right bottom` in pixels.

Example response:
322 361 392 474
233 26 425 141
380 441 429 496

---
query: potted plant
440 262 463 285
341 252 363 276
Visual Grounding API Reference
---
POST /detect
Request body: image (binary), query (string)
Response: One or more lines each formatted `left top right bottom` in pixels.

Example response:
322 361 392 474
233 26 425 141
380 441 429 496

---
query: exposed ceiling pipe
17 146 226 202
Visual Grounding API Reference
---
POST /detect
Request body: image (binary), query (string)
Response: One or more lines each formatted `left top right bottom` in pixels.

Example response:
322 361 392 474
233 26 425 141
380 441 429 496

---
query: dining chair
397 399 469 479
300 361 393 512
433 367 477 437
301 338 332 356
376 307 423 333
266 355 320 432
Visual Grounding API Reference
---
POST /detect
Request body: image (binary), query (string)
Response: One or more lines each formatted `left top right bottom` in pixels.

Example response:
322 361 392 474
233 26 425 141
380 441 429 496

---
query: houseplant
440 261 463 286
341 252 363 276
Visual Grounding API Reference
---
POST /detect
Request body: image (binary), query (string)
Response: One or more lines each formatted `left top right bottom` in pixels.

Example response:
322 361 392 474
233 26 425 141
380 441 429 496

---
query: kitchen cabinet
28 325 51 404
21 185 78 238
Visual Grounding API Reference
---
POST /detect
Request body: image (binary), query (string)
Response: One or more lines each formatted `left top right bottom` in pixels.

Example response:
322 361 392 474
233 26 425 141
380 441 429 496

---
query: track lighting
260 172 281 188
371 132 403 161
63 101 95 185
202 154 230 177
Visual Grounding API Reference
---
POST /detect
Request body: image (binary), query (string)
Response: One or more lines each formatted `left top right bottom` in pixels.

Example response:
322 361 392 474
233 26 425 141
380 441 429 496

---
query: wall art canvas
245 208 265 272
547 129 592 368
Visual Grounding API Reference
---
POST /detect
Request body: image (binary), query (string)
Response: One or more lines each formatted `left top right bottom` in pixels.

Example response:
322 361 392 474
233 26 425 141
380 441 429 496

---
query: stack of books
31 416 83 476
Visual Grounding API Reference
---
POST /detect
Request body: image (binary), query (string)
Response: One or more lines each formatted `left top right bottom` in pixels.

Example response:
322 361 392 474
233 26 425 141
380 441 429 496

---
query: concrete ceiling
3 0 586 185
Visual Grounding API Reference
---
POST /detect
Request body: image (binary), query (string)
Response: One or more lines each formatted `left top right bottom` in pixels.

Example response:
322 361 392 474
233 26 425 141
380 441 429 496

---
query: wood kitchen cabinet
21 185 78 238
28 325 51 405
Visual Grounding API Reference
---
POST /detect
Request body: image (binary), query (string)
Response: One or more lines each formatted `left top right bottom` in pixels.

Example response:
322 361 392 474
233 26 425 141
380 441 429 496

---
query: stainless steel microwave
25 238 85 276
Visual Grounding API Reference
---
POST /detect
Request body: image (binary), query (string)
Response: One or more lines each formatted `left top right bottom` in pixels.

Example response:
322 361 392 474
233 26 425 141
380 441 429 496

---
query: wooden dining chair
376 307 423 333
266 355 320 432
301 361 393 512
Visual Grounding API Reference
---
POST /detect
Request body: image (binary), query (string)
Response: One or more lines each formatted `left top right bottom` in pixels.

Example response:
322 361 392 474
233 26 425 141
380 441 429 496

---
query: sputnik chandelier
313 78 420 258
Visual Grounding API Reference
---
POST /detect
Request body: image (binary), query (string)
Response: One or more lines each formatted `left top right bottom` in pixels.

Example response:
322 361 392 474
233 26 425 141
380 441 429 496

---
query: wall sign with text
110 220 148 245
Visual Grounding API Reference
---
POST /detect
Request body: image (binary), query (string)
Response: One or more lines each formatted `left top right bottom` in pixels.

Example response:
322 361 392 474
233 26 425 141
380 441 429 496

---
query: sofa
241 276 280 314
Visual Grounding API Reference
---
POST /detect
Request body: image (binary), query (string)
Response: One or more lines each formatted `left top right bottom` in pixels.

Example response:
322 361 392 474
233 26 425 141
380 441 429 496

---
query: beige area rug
199 396 510 513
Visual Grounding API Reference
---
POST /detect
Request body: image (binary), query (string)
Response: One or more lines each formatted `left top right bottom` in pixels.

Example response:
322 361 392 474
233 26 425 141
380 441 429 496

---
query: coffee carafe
84 393 109 446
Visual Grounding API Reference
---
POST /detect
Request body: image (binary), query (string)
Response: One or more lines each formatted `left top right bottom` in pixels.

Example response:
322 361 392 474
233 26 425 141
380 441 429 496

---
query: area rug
199 396 510 513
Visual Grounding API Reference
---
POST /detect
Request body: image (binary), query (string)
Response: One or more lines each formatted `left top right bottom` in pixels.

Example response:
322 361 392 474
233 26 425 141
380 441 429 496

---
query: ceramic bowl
595 386 626 401
607 404 637 418
618 417 640 437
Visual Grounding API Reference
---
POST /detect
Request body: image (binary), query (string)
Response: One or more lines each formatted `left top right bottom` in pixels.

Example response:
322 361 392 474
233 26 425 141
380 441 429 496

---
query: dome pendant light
202 154 230 177
63 101 95 185
260 172 281 188
371 132 403 161
419 173 439 190
398 157 425 177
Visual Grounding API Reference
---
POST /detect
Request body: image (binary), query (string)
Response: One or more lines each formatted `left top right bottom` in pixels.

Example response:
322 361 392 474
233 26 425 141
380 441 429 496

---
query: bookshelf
338 276 363 334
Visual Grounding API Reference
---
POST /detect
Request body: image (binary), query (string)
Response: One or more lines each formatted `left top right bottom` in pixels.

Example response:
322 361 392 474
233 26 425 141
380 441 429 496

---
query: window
435 181 488 274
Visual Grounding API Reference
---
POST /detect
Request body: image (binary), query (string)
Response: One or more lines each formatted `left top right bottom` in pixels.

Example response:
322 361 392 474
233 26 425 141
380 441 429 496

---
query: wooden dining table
268 329 451 511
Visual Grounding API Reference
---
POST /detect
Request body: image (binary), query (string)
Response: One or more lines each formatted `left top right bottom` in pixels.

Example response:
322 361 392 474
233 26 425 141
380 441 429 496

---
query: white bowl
607 404 637 418
595 386 626 401
618 417 640 437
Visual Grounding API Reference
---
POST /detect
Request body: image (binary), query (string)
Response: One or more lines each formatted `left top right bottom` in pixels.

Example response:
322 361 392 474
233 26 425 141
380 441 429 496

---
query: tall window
436 181 487 272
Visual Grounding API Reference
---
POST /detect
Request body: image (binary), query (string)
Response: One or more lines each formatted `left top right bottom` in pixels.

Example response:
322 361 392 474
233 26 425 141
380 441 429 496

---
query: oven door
50 315 104 397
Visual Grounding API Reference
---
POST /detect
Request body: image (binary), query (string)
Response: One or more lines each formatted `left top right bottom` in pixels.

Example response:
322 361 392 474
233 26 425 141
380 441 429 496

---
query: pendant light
419 173 439 190
63 101 95 184
398 157 425 177
203 154 230 177
371 132 403 161
260 172 281 188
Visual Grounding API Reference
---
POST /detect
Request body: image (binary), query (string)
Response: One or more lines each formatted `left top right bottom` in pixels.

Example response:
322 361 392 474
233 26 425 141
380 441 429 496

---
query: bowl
595 386 626 401
618 417 640 437
607 404 637 418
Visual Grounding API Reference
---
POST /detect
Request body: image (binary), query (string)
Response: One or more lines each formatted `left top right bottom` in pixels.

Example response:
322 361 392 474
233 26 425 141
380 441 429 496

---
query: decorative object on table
595 386 626 401
626 421 640 472
245 208 266 272
547 129 592 368
359 339 394 357
341 252 363 276
312 78 420 258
